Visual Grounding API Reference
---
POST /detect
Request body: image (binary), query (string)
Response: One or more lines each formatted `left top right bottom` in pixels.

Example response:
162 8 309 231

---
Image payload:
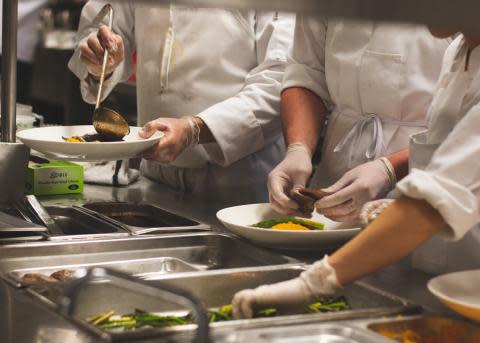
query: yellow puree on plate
271 222 310 231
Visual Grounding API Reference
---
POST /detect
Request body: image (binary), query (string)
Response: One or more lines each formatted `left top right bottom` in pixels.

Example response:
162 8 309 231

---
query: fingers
139 120 169 138
267 175 302 215
232 289 255 319
315 183 357 209
321 172 355 194
359 199 394 225
87 32 106 62
97 25 117 52
317 199 356 217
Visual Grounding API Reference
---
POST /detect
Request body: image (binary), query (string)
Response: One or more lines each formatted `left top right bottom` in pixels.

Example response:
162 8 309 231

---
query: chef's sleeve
396 105 480 240
196 12 294 167
281 15 331 108
68 0 135 104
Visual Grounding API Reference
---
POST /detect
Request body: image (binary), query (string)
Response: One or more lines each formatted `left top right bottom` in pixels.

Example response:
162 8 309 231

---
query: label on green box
26 159 84 196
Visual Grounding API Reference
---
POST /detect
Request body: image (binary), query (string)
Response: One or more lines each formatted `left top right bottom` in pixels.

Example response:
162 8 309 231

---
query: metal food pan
9 257 200 284
82 202 210 234
27 265 419 339
0 233 298 285
215 323 393 343
44 206 129 240
368 316 480 342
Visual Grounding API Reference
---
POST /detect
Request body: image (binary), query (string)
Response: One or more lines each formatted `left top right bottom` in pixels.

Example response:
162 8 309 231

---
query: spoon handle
95 4 114 110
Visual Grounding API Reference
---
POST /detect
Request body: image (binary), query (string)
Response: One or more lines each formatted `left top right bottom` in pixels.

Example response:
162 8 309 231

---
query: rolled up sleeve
68 0 135 104
397 106 480 240
282 15 331 107
197 12 294 167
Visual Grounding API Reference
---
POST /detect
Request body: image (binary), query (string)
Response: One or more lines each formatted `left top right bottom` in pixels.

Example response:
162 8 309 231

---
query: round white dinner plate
17 125 163 161
428 269 480 322
216 203 361 250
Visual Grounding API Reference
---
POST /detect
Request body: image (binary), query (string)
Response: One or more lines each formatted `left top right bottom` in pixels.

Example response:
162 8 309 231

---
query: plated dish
217 203 361 250
17 125 163 161
428 269 480 322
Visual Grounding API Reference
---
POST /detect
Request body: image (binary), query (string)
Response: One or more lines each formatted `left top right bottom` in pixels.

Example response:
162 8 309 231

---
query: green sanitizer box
26 156 84 196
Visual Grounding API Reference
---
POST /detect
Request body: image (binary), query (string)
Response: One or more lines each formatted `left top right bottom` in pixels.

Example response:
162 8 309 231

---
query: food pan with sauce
368 316 480 343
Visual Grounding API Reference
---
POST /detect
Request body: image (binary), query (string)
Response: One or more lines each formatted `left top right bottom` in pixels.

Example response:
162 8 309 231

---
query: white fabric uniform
397 36 480 274
283 18 449 188
0 0 47 62
69 1 294 198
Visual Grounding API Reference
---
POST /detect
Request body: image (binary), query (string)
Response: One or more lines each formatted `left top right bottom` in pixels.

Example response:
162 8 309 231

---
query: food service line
35 176 459 318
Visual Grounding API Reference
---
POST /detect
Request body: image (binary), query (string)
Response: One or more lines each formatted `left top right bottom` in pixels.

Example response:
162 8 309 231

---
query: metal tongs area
59 268 211 342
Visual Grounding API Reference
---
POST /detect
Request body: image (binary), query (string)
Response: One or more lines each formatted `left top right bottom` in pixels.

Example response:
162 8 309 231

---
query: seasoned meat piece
50 269 74 282
21 273 58 283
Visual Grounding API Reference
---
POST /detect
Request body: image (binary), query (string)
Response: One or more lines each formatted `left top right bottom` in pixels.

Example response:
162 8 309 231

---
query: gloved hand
139 116 200 164
268 143 313 215
359 199 394 225
315 158 395 222
79 25 125 78
232 256 340 319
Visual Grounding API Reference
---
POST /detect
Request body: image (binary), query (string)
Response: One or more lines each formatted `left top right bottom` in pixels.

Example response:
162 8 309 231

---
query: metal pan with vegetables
217 203 362 250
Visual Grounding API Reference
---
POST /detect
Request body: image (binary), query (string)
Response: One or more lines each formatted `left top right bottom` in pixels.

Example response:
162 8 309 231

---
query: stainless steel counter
38 177 458 319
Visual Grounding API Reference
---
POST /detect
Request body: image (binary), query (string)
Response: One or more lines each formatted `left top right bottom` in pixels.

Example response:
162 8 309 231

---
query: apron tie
333 113 385 168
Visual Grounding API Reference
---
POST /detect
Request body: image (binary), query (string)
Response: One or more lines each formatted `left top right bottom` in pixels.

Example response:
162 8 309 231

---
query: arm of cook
266 15 330 215
233 196 446 319
195 12 295 167
68 0 135 104
397 105 480 240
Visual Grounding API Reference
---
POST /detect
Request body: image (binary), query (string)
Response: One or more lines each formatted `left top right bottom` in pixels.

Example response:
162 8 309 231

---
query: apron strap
333 113 385 167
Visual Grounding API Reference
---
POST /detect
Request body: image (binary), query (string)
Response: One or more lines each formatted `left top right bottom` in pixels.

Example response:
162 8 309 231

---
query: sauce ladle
92 4 129 141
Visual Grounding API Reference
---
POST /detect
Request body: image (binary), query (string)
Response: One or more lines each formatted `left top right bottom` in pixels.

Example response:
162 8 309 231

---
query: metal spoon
92 4 129 141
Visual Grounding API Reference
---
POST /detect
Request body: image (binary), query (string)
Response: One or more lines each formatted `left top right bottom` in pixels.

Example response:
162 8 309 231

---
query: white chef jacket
396 36 480 274
0 0 47 62
69 1 294 197
283 17 449 188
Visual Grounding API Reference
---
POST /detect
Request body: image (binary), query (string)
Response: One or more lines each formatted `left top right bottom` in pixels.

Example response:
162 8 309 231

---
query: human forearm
281 87 327 153
194 116 215 144
386 148 409 181
330 196 446 285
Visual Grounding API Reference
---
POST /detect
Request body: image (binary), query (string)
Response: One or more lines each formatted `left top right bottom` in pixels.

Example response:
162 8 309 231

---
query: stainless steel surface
215 323 393 343
92 4 130 140
25 195 64 236
60 268 211 343
1 0 18 142
21 265 418 340
44 206 129 240
367 316 480 342
0 144 30 204
0 233 298 285
81 202 210 234
9 257 198 284
0 211 46 233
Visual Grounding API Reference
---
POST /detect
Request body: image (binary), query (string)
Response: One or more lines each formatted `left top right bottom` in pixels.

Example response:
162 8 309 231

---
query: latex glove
139 116 200 164
232 256 340 319
359 199 394 225
268 143 313 216
315 159 395 222
79 25 124 78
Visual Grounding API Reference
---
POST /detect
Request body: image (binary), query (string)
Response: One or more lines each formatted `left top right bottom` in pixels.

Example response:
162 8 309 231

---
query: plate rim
216 203 361 235
16 125 164 144
427 269 480 310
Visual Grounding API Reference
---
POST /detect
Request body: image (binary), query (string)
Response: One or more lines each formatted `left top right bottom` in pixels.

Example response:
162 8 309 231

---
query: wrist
377 157 396 190
287 143 313 159
88 71 113 82
300 255 341 300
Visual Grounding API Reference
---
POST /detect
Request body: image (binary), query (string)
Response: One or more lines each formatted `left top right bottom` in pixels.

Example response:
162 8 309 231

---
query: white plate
216 203 361 250
17 125 163 161
428 270 480 322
